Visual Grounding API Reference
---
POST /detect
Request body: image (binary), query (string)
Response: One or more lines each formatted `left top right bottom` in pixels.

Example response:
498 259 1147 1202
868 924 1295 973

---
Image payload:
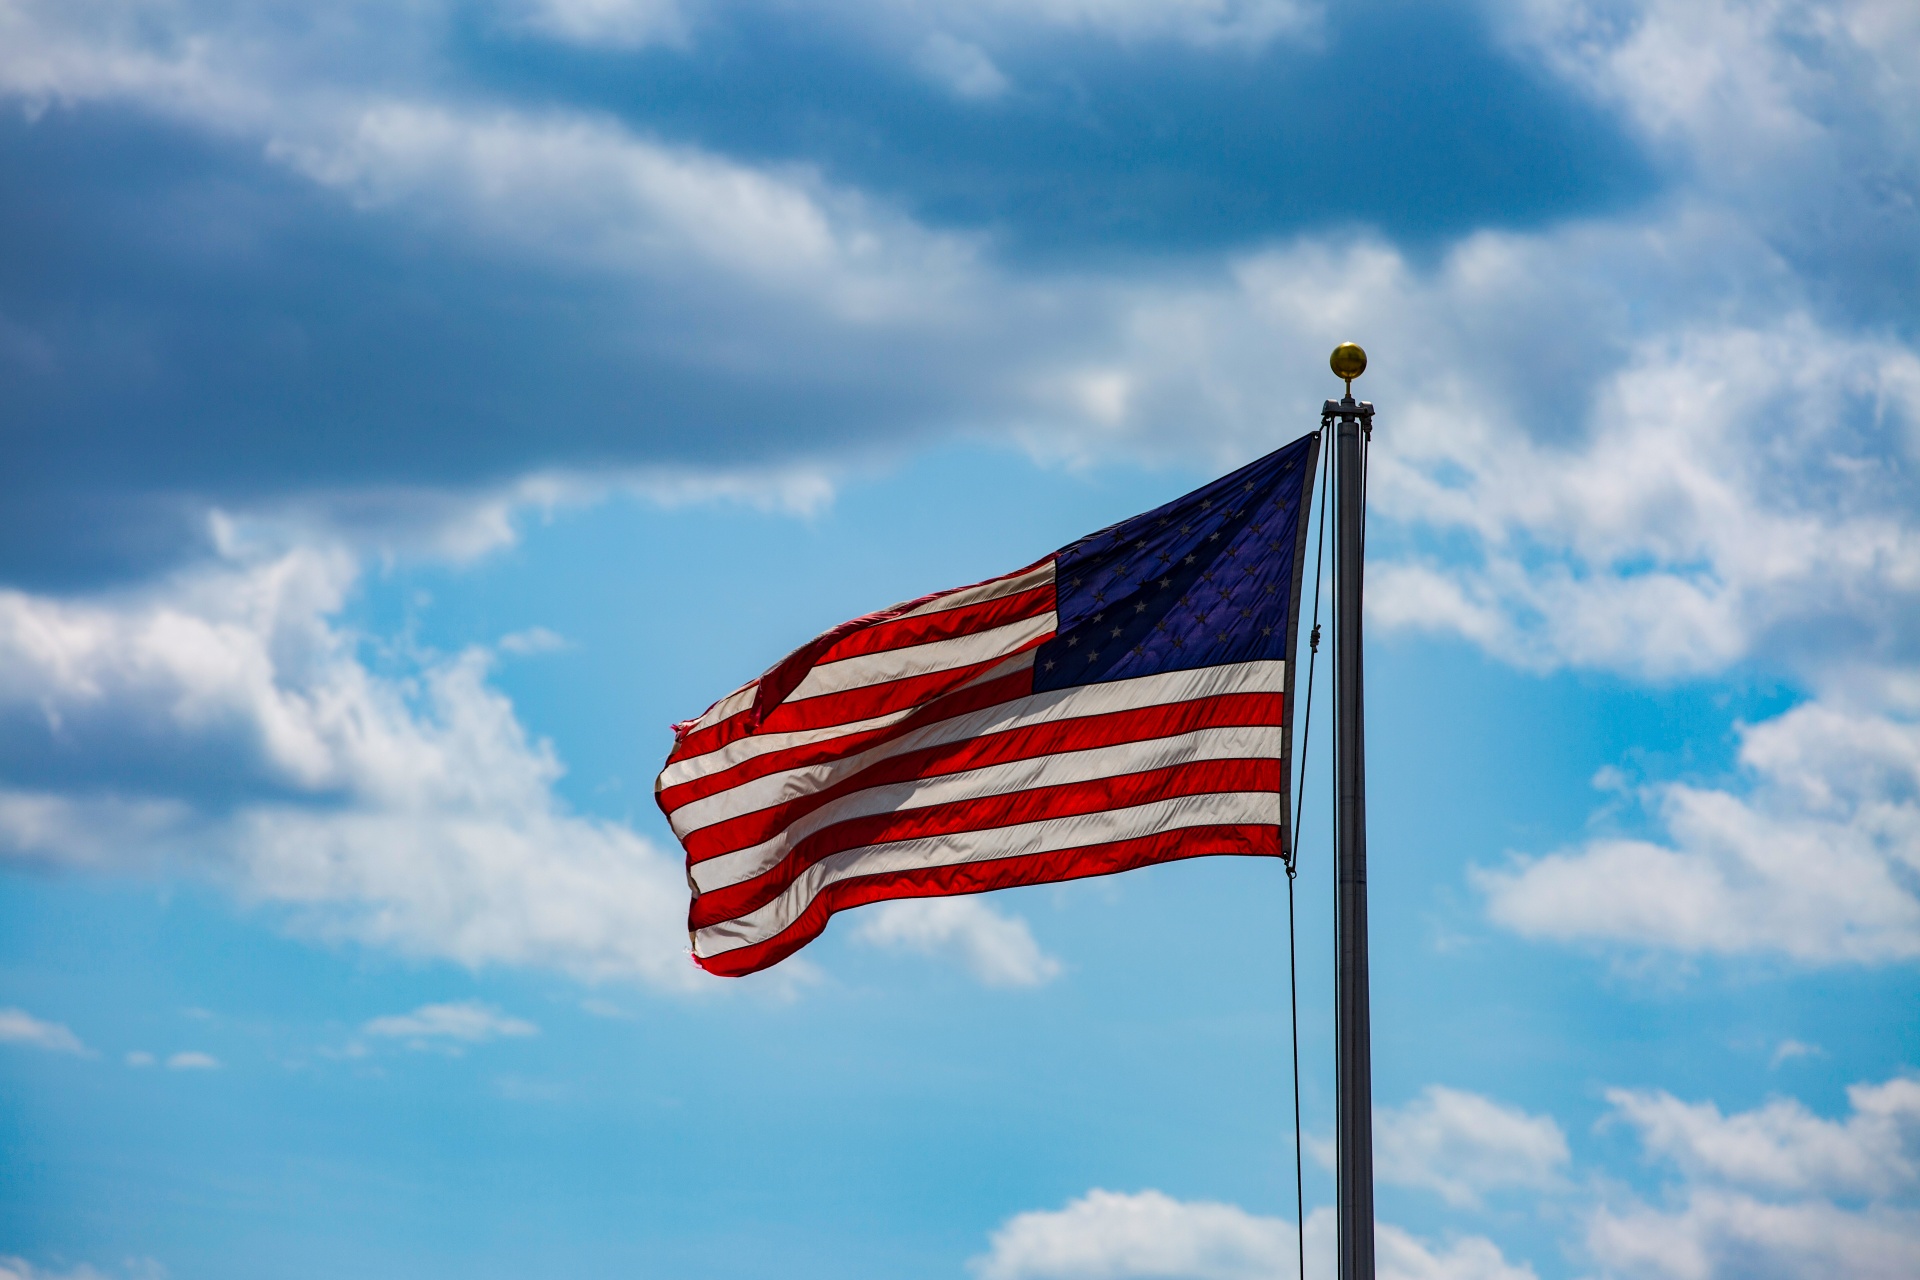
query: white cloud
497 627 568 657
1587 1074 1920 1280
495 0 1321 53
1365 317 1920 680
850 897 1062 987
166 1051 220 1070
0 1007 88 1055
1476 700 1920 964
1375 1086 1570 1208
970 1190 1534 1280
917 32 1010 100
362 1000 539 1047
0 542 700 991
270 103 981 325
972 1188 1293 1280
1607 1077 1920 1200
1501 0 1920 168
915 0 1319 51
0 2 984 332
501 0 690 48
0 0 1913 700
1772 1040 1823 1068
125 1050 155 1067
3 1 1914 701
1588 1189 1920 1280
0 1258 164 1280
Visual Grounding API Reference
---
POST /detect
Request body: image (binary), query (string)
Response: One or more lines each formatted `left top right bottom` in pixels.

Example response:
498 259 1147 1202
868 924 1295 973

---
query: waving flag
657 431 1321 976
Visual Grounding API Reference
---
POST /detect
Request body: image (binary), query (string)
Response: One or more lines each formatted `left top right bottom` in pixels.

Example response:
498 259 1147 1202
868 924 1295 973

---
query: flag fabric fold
657 431 1321 977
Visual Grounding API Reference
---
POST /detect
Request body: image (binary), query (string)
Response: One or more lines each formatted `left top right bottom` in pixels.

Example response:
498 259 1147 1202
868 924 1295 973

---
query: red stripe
665 641 1049 766
679 690 1285 859
689 758 1280 930
667 684 758 751
694 823 1284 977
665 699 765 769
812 585 1054 667
738 556 1052 743
665 563 1052 767
658 668 1038 816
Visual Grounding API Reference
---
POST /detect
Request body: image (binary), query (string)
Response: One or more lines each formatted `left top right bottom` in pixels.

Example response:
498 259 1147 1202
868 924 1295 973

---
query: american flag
657 431 1321 977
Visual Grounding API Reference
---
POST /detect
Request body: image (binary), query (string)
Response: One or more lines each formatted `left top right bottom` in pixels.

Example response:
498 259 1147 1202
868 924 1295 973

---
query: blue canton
1033 433 1318 692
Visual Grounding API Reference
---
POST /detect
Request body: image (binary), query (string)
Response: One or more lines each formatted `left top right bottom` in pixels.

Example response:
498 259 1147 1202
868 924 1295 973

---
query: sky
1 1 1918 1277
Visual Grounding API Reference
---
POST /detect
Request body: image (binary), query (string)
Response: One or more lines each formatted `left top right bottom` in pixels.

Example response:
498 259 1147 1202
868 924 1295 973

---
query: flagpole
1325 343 1375 1280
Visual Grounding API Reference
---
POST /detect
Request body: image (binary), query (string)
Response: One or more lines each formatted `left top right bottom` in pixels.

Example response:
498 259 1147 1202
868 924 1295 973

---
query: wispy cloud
166 1051 220 1070
1774 1040 1825 1068
497 627 568 657
1590 1073 1920 1279
1606 1077 1920 1201
851 898 1062 987
0 1007 89 1056
1374 1085 1570 1208
362 1000 539 1047
0 1255 167 1280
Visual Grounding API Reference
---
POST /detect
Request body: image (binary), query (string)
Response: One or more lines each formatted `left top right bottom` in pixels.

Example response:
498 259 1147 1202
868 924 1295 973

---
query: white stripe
693 789 1276 956
666 563 1046 747
663 707 920 792
897 561 1055 621
678 680 759 739
668 658 1284 839
659 651 1040 792
781 612 1055 705
691 722 1283 894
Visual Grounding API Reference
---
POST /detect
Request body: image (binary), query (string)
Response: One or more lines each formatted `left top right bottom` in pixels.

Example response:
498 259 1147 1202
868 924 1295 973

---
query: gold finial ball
1330 342 1368 384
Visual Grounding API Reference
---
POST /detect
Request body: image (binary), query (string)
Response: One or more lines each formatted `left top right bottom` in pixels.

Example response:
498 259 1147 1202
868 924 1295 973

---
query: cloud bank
971 1189 1535 1280
1 0 1916 984
0 537 700 990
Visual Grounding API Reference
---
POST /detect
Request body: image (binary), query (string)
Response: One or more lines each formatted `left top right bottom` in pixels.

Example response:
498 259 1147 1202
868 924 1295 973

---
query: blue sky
2 2 1918 1278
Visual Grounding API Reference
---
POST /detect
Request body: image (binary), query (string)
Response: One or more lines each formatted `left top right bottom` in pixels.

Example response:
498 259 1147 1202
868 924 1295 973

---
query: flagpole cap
1329 342 1367 392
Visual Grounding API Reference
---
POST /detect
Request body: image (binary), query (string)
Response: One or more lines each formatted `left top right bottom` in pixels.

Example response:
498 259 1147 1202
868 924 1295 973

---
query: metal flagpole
1325 343 1375 1280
